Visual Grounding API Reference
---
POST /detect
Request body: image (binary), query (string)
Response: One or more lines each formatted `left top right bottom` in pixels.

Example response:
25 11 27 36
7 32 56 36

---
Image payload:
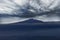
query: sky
0 0 60 24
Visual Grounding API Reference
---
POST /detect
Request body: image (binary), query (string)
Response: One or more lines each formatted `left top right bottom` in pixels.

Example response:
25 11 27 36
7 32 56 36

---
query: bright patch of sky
0 0 59 14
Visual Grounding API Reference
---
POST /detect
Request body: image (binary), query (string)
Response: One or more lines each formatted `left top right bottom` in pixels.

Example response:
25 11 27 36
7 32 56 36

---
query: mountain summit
13 19 43 24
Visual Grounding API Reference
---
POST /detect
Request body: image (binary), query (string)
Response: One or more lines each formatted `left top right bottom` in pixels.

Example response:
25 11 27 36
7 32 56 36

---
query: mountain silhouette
12 19 43 24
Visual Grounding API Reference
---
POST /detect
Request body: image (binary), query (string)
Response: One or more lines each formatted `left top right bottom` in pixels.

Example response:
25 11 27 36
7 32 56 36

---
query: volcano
12 19 43 24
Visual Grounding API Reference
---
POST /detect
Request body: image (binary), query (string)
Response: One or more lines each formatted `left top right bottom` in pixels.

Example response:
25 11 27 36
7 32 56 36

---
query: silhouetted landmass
14 19 43 23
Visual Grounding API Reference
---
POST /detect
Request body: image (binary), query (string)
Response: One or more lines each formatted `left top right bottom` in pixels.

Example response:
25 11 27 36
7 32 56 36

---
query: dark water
0 19 60 40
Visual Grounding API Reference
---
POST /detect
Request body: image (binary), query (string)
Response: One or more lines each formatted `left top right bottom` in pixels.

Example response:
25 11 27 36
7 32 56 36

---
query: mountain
12 19 43 24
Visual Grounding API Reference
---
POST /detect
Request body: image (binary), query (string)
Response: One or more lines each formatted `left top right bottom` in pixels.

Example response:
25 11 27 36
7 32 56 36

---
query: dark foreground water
0 19 60 40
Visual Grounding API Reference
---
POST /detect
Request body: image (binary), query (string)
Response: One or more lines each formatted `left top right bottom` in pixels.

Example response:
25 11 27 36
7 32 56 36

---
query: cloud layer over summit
0 0 60 24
